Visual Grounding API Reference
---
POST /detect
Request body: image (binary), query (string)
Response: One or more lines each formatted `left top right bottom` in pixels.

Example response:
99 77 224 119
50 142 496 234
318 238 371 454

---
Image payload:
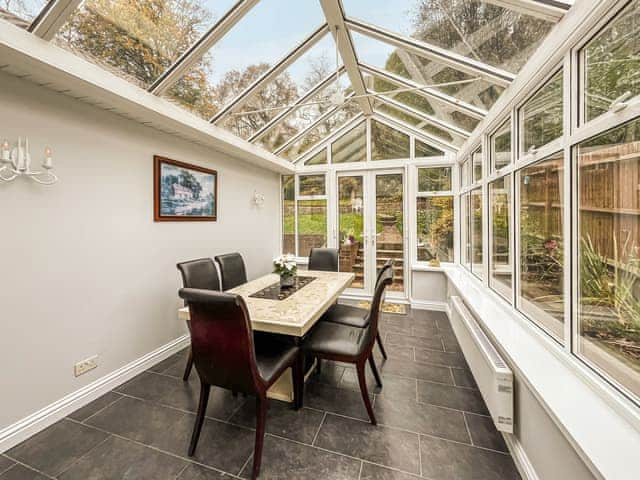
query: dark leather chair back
215 253 248 290
374 259 394 289
363 266 393 348
179 288 263 394
177 258 220 291
308 248 339 272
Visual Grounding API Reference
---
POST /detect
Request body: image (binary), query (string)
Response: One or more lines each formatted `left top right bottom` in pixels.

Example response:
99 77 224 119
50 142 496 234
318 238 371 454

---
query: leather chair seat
302 322 368 358
321 304 368 328
255 342 299 385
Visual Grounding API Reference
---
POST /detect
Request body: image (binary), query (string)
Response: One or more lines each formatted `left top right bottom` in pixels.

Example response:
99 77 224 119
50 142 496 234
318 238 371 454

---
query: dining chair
320 259 394 360
308 248 339 272
215 252 248 290
301 266 393 425
176 258 221 381
179 288 304 480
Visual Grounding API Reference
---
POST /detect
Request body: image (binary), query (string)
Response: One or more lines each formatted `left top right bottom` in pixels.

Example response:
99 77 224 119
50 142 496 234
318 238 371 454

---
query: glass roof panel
220 34 341 139
280 105 362 161
369 74 479 138
415 139 444 157
353 32 503 111
375 101 465 147
256 72 352 151
371 120 410 160
343 0 554 74
54 1 236 88
332 122 366 164
0 0 51 29
162 0 324 119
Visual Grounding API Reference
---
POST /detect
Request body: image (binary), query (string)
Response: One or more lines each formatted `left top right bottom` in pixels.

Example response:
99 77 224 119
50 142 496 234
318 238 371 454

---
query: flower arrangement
273 254 297 286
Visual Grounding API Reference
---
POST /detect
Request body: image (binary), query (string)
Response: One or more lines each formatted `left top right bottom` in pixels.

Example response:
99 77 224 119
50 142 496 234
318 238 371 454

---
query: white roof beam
373 110 458 153
360 63 487 120
274 93 356 154
249 66 346 143
210 24 329 124
319 0 373 116
29 0 82 40
346 18 515 87
371 92 471 139
149 0 260 95
482 0 569 22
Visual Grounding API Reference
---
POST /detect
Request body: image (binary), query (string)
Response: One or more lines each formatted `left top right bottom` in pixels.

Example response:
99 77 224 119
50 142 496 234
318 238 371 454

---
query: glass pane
332 122 366 164
304 148 328 166
417 196 454 263
299 174 325 196
279 105 361 160
418 167 451 192
344 0 553 73
492 118 512 171
371 120 410 160
583 0 640 122
352 31 505 110
461 192 471 270
282 175 295 255
258 73 352 151
518 152 565 342
162 0 324 118
370 72 481 137
338 176 365 289
490 175 512 299
376 173 404 292
220 34 340 139
461 158 470 187
472 147 483 182
55 1 236 88
471 187 483 279
521 70 563 153
577 118 640 400
415 139 444 157
1 0 50 28
297 200 327 258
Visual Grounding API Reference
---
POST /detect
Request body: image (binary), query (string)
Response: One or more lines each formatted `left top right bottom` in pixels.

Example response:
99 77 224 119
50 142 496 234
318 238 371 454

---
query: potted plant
273 253 297 287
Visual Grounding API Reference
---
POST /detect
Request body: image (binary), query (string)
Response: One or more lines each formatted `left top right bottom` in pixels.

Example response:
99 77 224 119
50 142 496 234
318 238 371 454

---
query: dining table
178 269 355 402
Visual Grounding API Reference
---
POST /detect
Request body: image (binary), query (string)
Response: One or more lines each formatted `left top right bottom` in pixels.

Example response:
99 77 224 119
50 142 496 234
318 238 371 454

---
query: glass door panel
338 175 367 291
375 173 405 294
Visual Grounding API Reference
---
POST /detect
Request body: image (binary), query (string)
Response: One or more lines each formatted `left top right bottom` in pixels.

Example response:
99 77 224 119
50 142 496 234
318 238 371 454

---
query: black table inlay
249 276 316 300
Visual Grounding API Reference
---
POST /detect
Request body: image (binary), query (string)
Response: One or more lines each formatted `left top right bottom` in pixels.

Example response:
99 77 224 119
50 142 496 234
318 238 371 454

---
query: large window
461 192 471 270
282 175 295 255
416 167 453 263
518 152 565 342
489 175 512 299
581 0 640 123
471 188 484 279
576 118 640 399
472 148 483 183
297 175 327 258
520 70 564 154
371 120 410 160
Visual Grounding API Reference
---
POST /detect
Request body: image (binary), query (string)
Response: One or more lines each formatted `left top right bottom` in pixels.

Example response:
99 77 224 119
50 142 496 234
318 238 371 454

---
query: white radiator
449 296 514 433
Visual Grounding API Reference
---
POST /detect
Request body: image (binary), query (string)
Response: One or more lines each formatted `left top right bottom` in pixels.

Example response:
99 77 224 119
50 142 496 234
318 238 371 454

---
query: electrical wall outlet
74 355 98 377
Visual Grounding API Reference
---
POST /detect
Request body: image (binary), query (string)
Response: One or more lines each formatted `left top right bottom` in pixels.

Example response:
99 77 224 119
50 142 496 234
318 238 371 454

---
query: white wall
0 71 281 429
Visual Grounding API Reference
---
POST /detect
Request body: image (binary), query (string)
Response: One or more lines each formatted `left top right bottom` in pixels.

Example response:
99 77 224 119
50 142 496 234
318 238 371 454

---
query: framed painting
154 156 217 222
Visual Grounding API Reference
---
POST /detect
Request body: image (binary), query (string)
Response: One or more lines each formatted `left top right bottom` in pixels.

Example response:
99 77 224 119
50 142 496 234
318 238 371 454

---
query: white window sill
411 263 452 272
443 265 640 480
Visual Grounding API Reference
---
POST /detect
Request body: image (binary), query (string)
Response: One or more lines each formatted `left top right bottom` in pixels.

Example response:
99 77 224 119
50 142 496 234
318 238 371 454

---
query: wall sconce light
0 137 58 185
253 190 265 207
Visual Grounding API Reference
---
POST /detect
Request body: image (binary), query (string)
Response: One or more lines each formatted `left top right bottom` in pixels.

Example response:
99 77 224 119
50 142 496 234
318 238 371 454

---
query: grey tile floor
1 309 520 479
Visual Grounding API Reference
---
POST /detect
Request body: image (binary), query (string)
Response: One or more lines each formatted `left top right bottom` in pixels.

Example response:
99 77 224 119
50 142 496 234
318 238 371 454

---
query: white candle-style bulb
0 139 8 162
44 147 53 169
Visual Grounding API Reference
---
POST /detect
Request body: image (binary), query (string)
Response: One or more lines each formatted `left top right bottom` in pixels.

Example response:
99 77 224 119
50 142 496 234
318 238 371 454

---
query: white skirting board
504 433 540 480
409 299 448 312
0 334 190 453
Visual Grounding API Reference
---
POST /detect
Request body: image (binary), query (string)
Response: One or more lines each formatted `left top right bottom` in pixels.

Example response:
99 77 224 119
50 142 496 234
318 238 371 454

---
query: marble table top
178 270 355 336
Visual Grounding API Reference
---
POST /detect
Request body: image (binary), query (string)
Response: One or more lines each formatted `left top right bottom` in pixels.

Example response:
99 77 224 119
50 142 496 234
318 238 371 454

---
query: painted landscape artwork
154 156 217 221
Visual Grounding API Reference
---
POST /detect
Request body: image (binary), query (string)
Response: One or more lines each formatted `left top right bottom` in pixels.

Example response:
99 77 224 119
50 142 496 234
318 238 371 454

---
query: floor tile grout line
1 456 57 480
237 450 253 478
54 433 113 478
172 462 190 480
79 394 125 424
311 411 327 446
64 417 242 479
418 433 423 478
357 460 363 480
0 458 16 477
462 412 474 446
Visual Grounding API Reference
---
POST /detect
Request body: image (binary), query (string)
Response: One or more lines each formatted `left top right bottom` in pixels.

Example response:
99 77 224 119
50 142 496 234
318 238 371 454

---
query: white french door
335 169 407 299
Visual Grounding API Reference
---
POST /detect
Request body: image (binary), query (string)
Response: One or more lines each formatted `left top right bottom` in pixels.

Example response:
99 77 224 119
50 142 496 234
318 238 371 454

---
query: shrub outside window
297 175 327 258
489 175 512 299
576 117 640 400
416 167 453 263
471 187 484 279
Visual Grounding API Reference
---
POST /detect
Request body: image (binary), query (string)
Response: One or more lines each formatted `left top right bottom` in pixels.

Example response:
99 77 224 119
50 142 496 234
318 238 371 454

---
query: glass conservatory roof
1 0 571 162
